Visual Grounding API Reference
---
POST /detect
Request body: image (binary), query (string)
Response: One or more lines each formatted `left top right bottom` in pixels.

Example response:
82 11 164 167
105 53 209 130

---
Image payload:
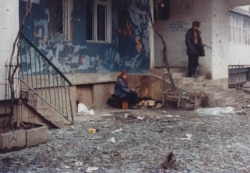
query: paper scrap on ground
111 128 123 133
109 137 116 143
181 133 193 140
75 161 83 166
86 167 99 172
137 116 145 120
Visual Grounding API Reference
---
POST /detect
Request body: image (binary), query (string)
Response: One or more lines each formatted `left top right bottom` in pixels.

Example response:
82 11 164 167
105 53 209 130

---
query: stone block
0 130 26 151
26 125 48 147
0 123 48 152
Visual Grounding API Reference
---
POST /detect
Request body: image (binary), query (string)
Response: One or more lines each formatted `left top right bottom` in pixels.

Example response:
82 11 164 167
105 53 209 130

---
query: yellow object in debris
88 128 96 134
148 100 155 107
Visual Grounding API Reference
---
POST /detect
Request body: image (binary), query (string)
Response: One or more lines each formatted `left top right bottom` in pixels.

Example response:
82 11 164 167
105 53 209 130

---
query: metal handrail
19 33 74 123
20 33 72 85
228 65 250 88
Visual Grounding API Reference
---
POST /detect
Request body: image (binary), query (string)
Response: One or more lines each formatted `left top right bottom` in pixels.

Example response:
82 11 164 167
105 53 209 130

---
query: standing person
185 21 205 77
114 71 139 109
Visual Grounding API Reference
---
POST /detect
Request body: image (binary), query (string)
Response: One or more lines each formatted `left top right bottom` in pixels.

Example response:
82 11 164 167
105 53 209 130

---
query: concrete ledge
0 123 48 152
26 125 48 147
0 130 26 151
66 73 118 85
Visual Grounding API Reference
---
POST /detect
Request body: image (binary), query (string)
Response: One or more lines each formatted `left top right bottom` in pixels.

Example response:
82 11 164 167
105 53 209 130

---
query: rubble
0 108 250 172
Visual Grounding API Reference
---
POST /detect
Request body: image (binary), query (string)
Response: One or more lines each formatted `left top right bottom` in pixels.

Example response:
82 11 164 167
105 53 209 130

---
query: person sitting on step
114 71 139 109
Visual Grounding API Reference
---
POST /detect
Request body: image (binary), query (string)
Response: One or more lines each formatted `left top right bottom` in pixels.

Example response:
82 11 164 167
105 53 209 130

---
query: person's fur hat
192 21 200 27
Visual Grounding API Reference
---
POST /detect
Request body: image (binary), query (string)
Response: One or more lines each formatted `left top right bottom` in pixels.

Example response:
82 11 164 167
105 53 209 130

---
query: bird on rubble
161 152 176 170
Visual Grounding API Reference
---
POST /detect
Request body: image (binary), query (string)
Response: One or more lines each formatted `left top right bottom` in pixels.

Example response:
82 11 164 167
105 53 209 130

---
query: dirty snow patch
196 106 235 116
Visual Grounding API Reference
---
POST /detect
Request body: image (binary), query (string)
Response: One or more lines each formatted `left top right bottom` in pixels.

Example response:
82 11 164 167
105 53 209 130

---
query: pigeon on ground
161 152 176 169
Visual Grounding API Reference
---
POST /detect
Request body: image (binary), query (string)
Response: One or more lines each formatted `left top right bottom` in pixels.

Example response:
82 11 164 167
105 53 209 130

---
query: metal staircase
18 33 74 127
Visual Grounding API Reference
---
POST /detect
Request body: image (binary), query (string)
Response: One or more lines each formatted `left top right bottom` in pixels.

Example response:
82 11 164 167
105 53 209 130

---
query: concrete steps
23 90 68 128
207 89 235 100
35 98 67 128
20 79 75 128
151 68 250 109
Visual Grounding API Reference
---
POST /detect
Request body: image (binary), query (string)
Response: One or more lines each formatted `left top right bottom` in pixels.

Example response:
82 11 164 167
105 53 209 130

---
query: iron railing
228 65 250 88
19 33 74 123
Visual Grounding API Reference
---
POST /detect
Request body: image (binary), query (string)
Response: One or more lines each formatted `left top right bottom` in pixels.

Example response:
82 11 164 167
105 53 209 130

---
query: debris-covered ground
0 107 250 173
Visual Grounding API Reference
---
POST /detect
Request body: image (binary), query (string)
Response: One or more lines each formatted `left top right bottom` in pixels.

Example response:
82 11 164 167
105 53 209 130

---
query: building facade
19 0 151 75
1 0 250 103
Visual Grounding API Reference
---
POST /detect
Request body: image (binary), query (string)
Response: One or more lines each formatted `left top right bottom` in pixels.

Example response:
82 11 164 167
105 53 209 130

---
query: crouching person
114 71 139 109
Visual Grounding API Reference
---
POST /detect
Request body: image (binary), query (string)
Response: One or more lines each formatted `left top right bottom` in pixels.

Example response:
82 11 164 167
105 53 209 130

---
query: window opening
154 0 170 20
97 4 106 41
86 0 111 43
86 0 94 40
49 0 72 41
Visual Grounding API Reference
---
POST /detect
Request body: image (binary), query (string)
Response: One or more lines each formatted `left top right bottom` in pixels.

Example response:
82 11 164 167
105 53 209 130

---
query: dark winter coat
185 28 205 57
114 77 132 100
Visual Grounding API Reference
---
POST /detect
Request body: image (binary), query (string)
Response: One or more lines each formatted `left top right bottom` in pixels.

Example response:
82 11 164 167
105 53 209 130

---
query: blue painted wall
19 0 150 74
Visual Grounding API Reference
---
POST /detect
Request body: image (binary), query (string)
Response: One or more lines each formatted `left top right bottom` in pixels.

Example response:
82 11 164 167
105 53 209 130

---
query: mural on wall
116 0 150 71
20 0 150 74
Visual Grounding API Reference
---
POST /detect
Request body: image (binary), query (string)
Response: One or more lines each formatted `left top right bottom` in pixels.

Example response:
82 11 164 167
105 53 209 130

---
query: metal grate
228 65 250 88
49 0 63 37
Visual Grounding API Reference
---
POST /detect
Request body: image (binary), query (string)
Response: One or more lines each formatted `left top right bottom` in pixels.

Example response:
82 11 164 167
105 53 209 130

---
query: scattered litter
78 103 95 115
102 113 113 117
109 137 116 143
111 128 123 133
124 113 129 118
157 114 180 119
181 133 192 140
1 107 249 172
155 102 162 109
196 107 235 116
86 167 99 172
75 161 83 166
90 136 103 140
136 116 145 120
88 109 94 115
162 114 173 118
63 165 70 169
165 114 180 118
148 100 155 107
88 128 96 134
70 125 75 130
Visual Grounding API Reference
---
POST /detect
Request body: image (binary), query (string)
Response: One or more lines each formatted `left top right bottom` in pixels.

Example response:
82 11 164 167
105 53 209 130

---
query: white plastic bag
77 103 95 115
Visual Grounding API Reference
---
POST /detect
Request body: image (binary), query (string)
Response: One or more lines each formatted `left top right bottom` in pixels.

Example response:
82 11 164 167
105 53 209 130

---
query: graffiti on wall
169 20 189 32
169 18 206 32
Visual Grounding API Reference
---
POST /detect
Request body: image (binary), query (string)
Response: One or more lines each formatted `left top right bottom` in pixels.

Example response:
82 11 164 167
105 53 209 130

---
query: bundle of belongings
107 94 159 109
106 94 123 108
